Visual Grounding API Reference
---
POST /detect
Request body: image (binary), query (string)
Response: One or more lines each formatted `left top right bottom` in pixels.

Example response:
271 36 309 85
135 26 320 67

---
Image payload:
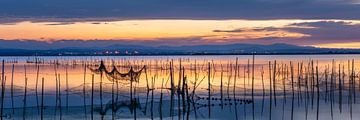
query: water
0 55 360 120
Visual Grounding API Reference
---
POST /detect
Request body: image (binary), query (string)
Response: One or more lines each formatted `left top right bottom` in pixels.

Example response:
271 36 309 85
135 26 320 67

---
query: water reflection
0 55 360 119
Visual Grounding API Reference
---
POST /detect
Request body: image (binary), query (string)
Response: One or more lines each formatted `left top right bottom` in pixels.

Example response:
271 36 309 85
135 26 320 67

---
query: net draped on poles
88 61 145 82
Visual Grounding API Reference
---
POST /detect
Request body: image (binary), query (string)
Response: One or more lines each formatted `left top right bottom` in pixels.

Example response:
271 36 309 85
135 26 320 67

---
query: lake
0 55 359 120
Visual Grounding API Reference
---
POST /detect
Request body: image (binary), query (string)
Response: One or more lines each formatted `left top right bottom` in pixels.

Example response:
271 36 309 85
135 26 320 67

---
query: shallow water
0 55 360 120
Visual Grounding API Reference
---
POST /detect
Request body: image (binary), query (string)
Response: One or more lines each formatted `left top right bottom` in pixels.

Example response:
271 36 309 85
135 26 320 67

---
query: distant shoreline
1 52 360 57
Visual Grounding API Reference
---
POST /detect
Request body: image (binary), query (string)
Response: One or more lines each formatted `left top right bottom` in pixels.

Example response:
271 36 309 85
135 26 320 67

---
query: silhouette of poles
41 78 44 120
290 62 294 120
208 62 211 118
251 55 255 120
83 64 87 119
269 61 273 120
11 64 14 114
91 74 94 120
273 60 277 106
0 60 5 120
34 64 41 114
23 65 27 120
66 64 69 110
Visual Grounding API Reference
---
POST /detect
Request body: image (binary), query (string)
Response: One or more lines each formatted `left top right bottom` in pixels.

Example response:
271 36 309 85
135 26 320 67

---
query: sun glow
1 19 360 48
0 19 321 40
314 42 360 49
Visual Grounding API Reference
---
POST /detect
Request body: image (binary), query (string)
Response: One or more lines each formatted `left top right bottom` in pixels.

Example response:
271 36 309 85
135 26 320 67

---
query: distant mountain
1 41 360 56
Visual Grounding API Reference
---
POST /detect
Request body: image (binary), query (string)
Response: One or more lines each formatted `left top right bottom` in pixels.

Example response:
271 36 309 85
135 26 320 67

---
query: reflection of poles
311 61 314 109
130 66 138 120
191 61 198 118
228 63 232 100
234 58 238 96
297 63 302 106
169 61 174 118
281 64 286 120
305 63 309 120
177 60 182 120
261 66 265 116
1 60 3 89
0 60 4 120
185 76 191 120
130 67 133 113
350 59 354 120
220 64 224 110
352 59 356 103
0 79 5 120
131 67 137 120
58 74 62 120
330 60 334 120
41 78 44 120
36 65 40 114
159 78 164 120
316 65 320 120
150 78 155 120
338 64 342 113
243 65 246 119
268 61 272 120
233 58 238 120
111 78 115 120
145 66 149 92
23 65 27 120
290 62 294 120
273 60 277 106
208 62 211 118
11 64 14 114
100 71 103 120
91 74 94 120
182 67 186 118
54 64 58 117
66 64 69 110
143 87 149 115
252 55 255 120
83 64 87 119
192 61 198 101
325 65 328 103
283 64 288 103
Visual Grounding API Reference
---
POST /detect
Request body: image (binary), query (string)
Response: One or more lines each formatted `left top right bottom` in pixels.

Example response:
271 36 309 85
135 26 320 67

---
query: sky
0 0 360 48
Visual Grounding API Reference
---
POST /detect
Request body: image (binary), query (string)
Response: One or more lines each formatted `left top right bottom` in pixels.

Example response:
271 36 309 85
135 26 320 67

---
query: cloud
0 0 359 23
285 21 360 43
210 20 360 45
213 27 281 33
213 29 245 33
44 22 75 25
1 20 360 47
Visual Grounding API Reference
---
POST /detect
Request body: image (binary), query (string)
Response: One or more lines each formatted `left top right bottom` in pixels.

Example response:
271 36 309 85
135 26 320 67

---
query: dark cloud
285 21 360 43
44 22 75 25
213 27 281 33
284 21 360 45
210 21 360 45
0 0 359 23
213 29 245 33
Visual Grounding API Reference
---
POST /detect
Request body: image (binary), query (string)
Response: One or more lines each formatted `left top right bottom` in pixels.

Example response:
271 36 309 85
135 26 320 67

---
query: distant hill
0 40 360 56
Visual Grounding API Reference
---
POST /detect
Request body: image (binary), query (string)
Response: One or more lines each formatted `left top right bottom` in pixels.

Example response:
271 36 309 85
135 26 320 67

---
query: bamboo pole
11 64 14 114
251 55 255 120
41 78 44 120
208 62 211 118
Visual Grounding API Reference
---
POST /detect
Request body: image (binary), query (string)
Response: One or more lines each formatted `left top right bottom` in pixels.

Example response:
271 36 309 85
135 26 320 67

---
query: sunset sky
1 0 360 48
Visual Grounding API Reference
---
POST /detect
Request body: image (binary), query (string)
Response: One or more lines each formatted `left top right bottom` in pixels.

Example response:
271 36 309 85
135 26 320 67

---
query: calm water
0 55 360 120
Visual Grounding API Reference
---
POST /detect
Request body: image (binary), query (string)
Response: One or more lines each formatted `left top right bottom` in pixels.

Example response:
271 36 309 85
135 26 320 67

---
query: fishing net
89 61 145 82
